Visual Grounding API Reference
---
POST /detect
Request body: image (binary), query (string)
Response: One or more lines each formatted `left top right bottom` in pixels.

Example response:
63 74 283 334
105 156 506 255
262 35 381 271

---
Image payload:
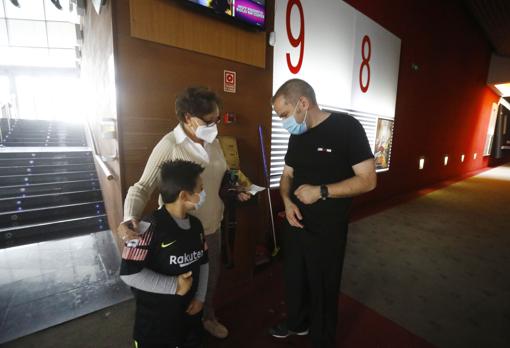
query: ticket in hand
125 220 152 247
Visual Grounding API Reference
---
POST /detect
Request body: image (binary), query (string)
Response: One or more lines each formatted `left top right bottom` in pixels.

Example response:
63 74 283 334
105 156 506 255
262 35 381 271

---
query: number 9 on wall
285 0 305 74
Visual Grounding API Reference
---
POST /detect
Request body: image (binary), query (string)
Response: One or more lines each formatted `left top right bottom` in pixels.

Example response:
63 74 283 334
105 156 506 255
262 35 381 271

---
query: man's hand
294 185 321 205
186 298 204 315
176 271 193 296
237 192 251 202
117 219 140 242
284 201 304 228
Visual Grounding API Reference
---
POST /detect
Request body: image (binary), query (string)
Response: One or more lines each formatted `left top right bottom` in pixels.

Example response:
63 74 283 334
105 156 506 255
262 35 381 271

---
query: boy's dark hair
175 87 222 122
159 160 205 204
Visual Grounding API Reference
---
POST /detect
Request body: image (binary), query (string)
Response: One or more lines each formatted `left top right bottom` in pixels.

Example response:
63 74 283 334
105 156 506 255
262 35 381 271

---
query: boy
120 160 209 348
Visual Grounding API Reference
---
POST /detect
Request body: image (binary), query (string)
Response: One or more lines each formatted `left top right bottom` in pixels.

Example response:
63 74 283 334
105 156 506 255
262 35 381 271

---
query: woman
118 86 250 339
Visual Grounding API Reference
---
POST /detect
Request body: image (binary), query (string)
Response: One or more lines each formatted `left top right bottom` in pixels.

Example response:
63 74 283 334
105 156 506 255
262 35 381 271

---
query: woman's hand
237 192 251 202
186 298 204 315
117 219 140 242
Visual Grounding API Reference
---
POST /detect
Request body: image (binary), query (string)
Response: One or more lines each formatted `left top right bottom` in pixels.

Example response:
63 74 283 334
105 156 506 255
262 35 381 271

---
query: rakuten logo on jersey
169 250 204 267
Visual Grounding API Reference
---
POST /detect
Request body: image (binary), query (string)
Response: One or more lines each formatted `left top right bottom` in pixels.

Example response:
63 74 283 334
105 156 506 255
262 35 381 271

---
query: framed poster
374 118 394 170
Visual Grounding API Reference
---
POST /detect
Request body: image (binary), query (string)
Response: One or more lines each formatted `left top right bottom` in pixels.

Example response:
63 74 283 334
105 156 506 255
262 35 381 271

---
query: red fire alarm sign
224 70 236 93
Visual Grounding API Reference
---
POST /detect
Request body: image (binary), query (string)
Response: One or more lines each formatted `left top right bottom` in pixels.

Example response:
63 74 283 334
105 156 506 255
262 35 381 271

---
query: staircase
1 118 87 147
0 119 108 248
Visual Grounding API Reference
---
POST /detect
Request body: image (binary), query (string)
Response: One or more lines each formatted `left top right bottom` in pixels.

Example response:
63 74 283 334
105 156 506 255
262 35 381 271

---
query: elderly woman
117 87 249 338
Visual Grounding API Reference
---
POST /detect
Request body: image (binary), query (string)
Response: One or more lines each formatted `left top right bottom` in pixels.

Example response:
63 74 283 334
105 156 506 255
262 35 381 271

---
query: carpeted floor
342 163 510 348
3 164 509 348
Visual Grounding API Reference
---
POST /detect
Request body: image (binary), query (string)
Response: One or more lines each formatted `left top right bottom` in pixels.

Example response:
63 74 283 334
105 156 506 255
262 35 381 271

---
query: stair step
0 163 95 175
0 201 105 228
0 171 97 186
1 142 87 147
0 215 107 247
6 123 83 128
0 151 93 159
8 123 83 128
0 179 100 198
0 156 93 166
4 129 84 133
0 190 103 211
4 132 84 138
2 136 86 142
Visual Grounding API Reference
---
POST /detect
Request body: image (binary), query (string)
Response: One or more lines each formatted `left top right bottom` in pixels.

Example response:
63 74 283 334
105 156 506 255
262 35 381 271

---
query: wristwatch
320 184 329 200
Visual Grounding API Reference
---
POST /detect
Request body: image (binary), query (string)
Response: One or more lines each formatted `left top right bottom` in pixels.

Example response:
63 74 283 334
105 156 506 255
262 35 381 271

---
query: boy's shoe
203 319 229 339
269 321 309 338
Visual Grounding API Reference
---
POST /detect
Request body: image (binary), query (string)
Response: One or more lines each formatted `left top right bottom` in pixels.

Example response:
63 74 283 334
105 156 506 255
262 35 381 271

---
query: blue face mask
282 102 308 135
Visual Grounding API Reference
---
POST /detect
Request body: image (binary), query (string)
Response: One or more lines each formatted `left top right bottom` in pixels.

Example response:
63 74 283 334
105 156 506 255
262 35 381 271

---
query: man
269 79 377 348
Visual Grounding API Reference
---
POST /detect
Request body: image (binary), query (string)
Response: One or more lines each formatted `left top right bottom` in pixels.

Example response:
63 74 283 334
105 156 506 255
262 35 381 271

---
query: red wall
342 0 501 209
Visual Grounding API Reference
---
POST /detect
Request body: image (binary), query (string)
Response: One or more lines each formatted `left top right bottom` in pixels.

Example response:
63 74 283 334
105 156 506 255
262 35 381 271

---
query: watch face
320 185 328 199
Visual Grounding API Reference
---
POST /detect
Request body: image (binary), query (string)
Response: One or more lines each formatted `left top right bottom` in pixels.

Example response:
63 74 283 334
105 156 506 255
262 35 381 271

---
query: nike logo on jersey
161 240 177 248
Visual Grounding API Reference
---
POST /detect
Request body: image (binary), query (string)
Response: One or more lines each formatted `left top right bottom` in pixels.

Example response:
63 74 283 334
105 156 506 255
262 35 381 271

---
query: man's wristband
320 184 329 200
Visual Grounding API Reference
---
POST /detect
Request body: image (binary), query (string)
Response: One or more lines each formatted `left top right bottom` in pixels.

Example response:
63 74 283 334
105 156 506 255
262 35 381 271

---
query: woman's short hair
175 87 221 122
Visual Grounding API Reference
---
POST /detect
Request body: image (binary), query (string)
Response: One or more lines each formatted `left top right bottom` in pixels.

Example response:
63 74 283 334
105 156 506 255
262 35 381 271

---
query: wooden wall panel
129 0 266 68
113 0 274 281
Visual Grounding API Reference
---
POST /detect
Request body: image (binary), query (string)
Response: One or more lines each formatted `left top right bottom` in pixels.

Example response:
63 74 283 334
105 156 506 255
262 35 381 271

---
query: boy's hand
176 271 193 296
186 299 204 315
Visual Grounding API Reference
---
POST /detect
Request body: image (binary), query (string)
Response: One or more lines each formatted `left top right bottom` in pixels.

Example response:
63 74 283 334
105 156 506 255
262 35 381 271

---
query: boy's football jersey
120 207 208 295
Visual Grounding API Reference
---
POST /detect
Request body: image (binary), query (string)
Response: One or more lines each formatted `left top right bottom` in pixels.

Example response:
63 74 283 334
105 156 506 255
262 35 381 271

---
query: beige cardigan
123 124 228 235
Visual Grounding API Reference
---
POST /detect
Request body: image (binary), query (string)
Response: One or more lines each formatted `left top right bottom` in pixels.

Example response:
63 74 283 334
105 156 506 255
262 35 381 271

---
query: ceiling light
494 83 510 97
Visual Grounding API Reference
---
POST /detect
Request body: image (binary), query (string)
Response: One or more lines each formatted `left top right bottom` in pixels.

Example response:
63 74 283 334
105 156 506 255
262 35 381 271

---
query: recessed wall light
419 156 425 170
444 155 449 166
461 154 465 162
473 153 478 160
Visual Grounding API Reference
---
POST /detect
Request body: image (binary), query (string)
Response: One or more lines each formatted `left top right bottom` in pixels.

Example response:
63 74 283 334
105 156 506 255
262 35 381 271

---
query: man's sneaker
269 322 309 338
203 319 229 339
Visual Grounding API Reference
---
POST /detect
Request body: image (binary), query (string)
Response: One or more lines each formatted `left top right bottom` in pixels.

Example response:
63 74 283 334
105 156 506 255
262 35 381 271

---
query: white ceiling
0 0 80 68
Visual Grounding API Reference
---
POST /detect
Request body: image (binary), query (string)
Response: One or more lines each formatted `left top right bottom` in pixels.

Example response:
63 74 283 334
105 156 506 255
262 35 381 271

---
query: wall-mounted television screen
183 0 266 30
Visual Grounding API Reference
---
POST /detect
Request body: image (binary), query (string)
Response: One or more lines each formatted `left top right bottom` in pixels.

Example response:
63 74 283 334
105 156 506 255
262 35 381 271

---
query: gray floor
342 164 510 348
0 231 133 344
2 300 136 348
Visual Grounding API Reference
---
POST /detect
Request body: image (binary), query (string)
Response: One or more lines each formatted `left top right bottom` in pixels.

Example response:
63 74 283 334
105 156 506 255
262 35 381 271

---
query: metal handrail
94 153 114 180
85 119 115 181
1 102 13 142
0 102 12 144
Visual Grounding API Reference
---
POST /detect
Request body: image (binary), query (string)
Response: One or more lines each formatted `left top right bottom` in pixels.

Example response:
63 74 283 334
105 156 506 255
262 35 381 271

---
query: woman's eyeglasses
203 118 221 127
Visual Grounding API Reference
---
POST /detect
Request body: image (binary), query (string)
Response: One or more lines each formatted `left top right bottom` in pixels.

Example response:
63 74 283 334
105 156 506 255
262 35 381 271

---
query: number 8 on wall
359 35 371 93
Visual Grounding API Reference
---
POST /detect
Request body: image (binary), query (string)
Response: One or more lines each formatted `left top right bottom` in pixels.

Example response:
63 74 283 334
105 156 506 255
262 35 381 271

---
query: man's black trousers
283 219 348 348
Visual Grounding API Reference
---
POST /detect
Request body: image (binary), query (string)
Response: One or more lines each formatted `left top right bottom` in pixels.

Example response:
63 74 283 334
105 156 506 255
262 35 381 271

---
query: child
120 160 209 348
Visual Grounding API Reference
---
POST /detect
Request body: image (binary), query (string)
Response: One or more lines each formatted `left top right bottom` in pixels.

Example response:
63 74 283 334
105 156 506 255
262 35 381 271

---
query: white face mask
195 124 218 143
193 190 206 210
